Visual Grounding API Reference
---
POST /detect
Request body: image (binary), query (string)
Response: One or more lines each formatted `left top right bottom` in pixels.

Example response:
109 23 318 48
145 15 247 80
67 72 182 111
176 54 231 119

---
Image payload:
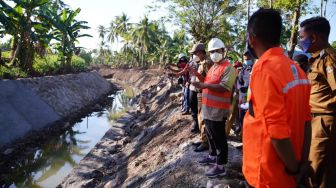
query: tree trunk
247 0 251 20
321 0 324 16
324 0 328 17
10 36 18 59
288 0 301 59
66 52 73 72
141 47 144 67
269 0 273 8
22 12 36 75
10 41 21 66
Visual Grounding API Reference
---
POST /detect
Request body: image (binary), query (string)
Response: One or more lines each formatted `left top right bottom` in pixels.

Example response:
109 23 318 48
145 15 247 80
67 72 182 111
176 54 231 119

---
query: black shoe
182 111 190 115
191 127 200 133
194 144 208 152
234 126 241 135
191 141 202 147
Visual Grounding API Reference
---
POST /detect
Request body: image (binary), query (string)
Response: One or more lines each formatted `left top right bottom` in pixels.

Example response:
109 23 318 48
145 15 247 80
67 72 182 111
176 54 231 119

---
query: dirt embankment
60 68 243 188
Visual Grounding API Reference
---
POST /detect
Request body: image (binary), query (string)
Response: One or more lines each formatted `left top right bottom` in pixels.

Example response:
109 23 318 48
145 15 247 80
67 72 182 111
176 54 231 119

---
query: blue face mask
246 39 257 60
244 60 253 66
298 38 312 53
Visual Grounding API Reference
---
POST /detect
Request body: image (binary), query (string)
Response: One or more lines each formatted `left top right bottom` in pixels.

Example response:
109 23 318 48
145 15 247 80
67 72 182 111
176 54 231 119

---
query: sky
63 0 336 50
63 0 167 50
1 0 335 50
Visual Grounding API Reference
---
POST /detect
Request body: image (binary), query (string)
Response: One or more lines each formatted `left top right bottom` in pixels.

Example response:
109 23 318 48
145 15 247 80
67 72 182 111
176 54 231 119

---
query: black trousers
189 90 199 129
204 119 228 165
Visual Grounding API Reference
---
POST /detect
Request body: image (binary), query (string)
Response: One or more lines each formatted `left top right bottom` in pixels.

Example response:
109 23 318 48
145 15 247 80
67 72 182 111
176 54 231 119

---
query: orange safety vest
202 60 231 109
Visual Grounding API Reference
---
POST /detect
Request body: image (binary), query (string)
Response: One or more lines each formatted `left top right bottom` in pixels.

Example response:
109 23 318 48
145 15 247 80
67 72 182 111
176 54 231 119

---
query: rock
120 137 131 146
104 179 118 188
94 104 101 109
214 184 230 188
81 178 95 187
64 122 71 128
107 145 117 154
3 148 13 155
206 180 214 188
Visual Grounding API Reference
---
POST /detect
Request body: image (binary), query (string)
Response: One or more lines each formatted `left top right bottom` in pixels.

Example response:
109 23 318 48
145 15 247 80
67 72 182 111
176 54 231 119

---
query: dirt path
60 68 243 188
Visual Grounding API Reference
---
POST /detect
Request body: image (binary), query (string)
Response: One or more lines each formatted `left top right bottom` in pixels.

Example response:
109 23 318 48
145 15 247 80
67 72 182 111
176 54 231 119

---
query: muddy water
2 89 133 188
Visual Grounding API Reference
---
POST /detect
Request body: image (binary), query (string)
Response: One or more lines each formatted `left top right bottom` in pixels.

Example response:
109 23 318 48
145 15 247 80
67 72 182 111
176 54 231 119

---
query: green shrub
0 66 27 79
33 55 88 74
33 55 60 75
1 51 11 58
1 51 89 78
71 55 88 71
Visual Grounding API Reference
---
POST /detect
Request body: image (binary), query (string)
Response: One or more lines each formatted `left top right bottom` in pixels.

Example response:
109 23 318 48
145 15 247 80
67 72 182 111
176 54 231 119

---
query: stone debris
60 69 243 188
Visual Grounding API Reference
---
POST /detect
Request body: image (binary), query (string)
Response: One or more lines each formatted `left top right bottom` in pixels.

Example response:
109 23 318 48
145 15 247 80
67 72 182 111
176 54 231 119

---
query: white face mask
192 55 200 62
210 52 223 63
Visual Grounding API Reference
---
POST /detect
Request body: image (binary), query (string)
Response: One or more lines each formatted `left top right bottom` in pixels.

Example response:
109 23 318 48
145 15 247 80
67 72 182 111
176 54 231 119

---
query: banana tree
0 0 52 74
44 8 91 71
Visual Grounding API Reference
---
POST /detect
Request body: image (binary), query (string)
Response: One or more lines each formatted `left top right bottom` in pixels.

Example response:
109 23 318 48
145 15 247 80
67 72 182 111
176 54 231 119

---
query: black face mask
247 41 258 60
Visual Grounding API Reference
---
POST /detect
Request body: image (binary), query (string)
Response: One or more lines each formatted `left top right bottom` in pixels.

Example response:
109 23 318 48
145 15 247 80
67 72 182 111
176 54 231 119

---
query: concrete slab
0 80 60 147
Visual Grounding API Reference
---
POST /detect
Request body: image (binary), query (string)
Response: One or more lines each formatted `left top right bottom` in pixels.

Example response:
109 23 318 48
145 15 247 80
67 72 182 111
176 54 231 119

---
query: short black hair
293 54 308 63
178 57 188 63
243 51 250 57
247 8 282 46
197 50 206 55
300 17 330 38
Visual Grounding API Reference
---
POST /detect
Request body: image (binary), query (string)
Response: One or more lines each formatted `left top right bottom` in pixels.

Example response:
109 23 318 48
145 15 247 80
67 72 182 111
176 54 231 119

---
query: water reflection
1 90 132 188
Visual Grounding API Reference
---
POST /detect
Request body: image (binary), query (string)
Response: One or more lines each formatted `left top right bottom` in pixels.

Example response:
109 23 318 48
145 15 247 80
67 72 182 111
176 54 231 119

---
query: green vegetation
95 0 334 67
332 41 336 49
1 0 335 76
96 14 189 67
1 50 87 78
33 54 87 75
0 0 91 79
108 109 127 121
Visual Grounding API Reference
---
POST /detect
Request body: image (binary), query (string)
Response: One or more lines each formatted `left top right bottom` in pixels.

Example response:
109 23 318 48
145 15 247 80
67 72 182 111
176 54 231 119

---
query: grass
124 86 135 98
0 65 28 79
108 109 128 121
1 51 88 78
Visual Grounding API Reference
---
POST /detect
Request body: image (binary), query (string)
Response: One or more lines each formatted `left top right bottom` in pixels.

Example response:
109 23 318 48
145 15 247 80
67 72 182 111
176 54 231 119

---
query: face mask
192 55 200 62
210 52 223 63
298 38 312 53
246 35 258 59
247 42 258 60
244 60 253 66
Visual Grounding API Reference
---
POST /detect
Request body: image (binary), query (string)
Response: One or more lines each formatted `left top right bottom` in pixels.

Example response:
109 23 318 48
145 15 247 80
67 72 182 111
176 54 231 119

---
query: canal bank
0 71 114 150
60 68 244 188
0 71 119 187
1 90 134 188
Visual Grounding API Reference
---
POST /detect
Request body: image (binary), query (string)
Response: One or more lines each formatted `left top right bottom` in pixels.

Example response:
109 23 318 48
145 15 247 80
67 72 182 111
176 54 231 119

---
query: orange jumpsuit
243 47 311 188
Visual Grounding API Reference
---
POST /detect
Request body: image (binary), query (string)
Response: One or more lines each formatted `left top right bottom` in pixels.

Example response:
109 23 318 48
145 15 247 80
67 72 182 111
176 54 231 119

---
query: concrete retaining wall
0 71 112 148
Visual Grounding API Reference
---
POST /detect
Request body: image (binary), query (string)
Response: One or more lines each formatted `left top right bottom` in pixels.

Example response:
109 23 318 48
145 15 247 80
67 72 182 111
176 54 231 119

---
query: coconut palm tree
131 16 157 67
115 13 130 38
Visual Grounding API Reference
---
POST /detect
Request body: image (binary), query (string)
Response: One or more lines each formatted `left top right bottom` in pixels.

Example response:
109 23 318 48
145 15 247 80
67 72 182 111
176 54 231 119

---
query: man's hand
295 161 316 187
192 81 206 89
167 72 174 78
187 66 197 76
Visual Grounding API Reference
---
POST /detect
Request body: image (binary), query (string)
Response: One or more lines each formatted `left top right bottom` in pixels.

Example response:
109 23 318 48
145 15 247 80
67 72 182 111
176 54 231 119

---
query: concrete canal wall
0 71 113 148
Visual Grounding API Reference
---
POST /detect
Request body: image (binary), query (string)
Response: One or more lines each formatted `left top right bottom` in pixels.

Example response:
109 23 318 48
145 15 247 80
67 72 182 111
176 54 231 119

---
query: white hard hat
178 53 186 60
208 38 225 52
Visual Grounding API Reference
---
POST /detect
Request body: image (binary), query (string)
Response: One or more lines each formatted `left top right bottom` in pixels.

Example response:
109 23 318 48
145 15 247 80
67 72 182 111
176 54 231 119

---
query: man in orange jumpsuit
243 9 313 188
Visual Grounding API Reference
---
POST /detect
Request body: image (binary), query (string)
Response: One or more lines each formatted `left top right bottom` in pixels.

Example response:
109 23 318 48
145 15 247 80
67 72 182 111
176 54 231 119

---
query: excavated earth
60 68 244 188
